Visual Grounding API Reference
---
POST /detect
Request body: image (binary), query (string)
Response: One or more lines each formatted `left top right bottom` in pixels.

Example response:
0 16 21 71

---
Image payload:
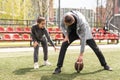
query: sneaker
104 65 112 71
44 61 51 66
53 67 61 74
34 62 39 69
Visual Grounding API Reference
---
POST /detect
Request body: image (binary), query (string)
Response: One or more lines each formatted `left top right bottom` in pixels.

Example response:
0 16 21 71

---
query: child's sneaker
34 62 39 69
44 61 51 66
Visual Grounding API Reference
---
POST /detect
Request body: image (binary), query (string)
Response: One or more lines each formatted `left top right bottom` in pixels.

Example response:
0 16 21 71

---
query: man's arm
77 24 86 62
77 24 86 54
59 19 70 43
59 19 68 36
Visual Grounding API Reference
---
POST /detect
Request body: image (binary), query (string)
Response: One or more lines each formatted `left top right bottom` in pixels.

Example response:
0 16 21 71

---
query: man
31 17 57 69
53 10 112 74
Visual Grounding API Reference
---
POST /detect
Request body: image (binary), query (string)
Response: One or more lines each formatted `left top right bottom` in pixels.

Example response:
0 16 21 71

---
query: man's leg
53 34 79 74
53 41 71 74
57 41 71 68
86 39 112 70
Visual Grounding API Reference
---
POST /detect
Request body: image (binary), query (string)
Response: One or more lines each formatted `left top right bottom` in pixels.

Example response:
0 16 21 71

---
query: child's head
37 17 46 29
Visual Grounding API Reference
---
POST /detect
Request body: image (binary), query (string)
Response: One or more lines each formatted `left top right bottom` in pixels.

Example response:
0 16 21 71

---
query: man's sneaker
34 62 39 69
53 67 61 74
104 65 112 71
44 61 51 66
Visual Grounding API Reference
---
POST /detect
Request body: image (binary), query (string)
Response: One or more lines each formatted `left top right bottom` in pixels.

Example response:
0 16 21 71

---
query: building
54 8 95 27
114 0 120 14
106 0 120 31
96 6 106 27
106 0 120 20
49 0 54 21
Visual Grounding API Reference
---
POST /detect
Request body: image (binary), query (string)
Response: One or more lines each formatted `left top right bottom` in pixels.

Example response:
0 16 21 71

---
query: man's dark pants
57 33 107 68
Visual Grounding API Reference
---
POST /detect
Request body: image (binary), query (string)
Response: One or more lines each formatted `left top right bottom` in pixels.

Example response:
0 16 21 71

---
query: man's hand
33 41 38 47
63 36 69 43
77 53 83 63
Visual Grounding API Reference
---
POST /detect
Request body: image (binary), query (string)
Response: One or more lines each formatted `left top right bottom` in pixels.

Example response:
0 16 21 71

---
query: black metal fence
0 19 35 27
0 19 105 27
0 19 109 32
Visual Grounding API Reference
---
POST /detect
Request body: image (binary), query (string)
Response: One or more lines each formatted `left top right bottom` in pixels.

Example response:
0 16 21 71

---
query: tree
38 0 49 17
0 0 34 20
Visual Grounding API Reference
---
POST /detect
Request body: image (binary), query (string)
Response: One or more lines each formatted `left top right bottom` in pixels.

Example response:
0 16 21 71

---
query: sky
53 0 106 11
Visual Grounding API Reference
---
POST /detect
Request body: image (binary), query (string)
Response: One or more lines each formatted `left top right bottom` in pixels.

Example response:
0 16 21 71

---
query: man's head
37 17 46 29
64 14 75 27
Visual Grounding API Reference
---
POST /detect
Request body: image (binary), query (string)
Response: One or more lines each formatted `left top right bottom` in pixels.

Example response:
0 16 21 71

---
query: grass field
0 42 31 47
0 45 120 80
0 40 115 48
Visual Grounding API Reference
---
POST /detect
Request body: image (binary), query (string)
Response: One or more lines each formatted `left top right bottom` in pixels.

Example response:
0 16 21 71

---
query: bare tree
38 0 49 17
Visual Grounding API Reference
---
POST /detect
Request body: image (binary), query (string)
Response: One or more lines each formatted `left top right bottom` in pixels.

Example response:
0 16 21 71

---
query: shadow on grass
41 69 104 80
80 69 104 75
13 65 45 75
13 67 33 75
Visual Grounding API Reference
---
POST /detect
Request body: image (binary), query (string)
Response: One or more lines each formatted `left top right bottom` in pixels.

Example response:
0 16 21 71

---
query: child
31 17 57 69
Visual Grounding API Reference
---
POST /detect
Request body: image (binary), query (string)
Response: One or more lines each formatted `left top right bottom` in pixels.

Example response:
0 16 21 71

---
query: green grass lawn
0 40 118 48
0 46 120 80
0 42 31 47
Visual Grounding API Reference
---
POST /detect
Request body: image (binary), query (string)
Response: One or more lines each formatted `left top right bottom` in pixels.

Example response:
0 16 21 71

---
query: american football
74 61 84 73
